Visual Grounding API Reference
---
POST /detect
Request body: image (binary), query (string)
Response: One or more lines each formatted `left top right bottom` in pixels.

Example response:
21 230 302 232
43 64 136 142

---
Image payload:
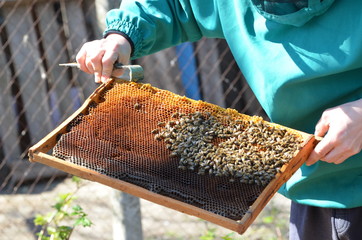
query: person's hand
306 98 362 166
76 33 132 83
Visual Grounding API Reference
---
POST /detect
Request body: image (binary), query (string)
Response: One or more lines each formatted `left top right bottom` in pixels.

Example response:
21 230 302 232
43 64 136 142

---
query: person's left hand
306 98 362 166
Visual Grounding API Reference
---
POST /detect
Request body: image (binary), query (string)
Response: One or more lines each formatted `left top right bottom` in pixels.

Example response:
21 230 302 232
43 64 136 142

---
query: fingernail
305 157 315 166
101 76 108 83
94 73 101 83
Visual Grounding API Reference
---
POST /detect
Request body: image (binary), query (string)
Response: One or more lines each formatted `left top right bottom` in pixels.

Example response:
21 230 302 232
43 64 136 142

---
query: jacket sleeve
104 0 223 59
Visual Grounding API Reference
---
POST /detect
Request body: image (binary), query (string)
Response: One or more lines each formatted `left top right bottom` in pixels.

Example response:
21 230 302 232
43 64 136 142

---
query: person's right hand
76 33 132 83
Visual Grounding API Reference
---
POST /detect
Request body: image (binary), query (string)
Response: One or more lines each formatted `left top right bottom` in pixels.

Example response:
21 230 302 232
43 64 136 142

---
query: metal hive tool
29 68 319 234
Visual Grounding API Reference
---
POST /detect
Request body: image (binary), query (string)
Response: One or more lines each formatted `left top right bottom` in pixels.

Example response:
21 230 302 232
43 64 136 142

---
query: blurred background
0 0 290 239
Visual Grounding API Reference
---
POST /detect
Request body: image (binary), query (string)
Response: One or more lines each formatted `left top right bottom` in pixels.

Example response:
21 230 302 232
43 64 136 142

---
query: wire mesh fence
0 0 291 239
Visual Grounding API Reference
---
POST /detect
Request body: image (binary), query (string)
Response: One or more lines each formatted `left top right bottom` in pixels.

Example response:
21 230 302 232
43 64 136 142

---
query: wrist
105 31 134 57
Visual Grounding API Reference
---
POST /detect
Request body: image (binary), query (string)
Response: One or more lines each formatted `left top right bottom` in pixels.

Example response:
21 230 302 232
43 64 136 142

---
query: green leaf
262 215 274 224
71 176 82 184
52 193 70 210
46 226 57 235
71 205 83 214
34 214 47 226
199 228 216 240
74 216 93 227
72 205 82 211
53 203 63 211
36 232 50 240
57 225 73 239
59 193 72 201
57 225 72 232
221 232 236 240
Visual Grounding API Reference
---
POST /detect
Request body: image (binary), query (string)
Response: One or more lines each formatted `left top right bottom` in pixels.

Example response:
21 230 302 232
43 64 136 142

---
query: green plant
34 176 93 240
260 204 288 240
221 233 238 240
199 228 217 240
199 227 240 240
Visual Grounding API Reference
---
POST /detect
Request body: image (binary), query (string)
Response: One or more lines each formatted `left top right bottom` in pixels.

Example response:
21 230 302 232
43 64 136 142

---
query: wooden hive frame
28 78 319 234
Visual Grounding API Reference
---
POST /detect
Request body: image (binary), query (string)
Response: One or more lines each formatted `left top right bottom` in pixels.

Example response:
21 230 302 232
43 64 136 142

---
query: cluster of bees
152 111 302 186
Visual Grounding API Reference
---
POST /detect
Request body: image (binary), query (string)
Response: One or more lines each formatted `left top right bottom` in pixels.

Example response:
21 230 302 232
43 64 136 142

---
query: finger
306 113 331 166
314 114 330 137
321 136 361 164
86 51 105 83
305 148 323 166
84 59 101 83
76 45 92 74
111 68 125 78
305 135 334 166
321 148 351 165
100 51 119 83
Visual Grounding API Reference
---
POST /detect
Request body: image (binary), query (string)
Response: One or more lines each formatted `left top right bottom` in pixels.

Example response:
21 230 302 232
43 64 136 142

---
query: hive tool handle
117 63 144 82
59 62 144 82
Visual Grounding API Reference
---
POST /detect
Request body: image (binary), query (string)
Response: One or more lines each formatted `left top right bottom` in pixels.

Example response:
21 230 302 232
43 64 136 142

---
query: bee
151 129 160 134
171 112 180 118
170 151 178 157
154 134 163 141
134 102 141 110
178 165 187 170
157 122 166 127
168 121 176 127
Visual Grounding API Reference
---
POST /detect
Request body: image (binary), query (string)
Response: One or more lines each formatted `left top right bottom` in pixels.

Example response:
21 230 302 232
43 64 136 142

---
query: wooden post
0 34 21 182
2 4 53 146
33 1 78 125
111 190 144 240
60 0 98 98
88 1 144 240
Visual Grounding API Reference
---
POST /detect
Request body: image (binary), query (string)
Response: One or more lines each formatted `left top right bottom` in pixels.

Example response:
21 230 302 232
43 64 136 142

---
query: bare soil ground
0 177 290 240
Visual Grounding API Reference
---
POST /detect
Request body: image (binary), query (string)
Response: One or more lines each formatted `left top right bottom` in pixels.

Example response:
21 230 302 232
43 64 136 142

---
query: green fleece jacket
104 0 362 208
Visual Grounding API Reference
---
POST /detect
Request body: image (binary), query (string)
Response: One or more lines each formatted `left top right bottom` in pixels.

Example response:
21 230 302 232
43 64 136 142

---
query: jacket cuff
103 20 142 59
103 30 135 57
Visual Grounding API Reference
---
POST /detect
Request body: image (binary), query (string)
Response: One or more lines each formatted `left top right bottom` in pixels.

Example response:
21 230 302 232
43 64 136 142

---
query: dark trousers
289 201 362 240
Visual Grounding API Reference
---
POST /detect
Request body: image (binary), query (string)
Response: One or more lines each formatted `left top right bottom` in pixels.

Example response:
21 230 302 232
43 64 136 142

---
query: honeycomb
53 79 303 220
